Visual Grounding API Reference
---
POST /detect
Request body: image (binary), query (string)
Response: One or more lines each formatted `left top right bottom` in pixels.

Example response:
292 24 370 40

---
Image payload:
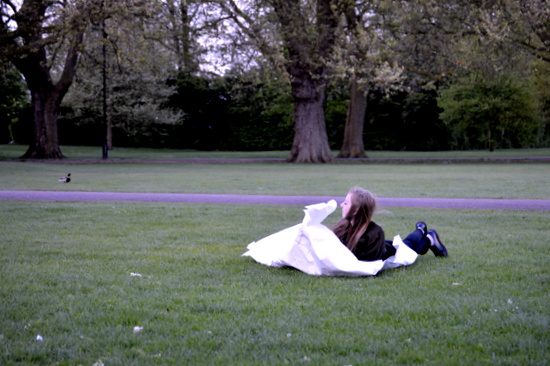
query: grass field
2 161 550 200
1 144 550 160
1 146 549 365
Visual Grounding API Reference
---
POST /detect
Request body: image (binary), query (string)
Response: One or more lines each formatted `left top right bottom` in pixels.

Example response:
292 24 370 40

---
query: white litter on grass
36 335 43 341
133 326 144 333
93 360 105 366
130 272 142 277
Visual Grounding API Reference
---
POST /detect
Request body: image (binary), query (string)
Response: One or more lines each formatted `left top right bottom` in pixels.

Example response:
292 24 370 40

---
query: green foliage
163 70 294 151
165 72 230 150
0 61 29 144
60 69 182 148
61 68 295 151
324 98 347 149
220 73 294 151
531 60 550 145
4 0 550 156
365 89 450 151
438 75 544 150
108 72 182 145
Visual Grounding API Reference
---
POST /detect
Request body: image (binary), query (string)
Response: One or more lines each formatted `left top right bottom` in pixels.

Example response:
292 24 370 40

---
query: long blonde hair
333 187 377 252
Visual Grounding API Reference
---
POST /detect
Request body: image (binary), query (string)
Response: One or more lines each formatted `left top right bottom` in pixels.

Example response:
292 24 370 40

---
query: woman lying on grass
334 186 448 260
244 186 448 276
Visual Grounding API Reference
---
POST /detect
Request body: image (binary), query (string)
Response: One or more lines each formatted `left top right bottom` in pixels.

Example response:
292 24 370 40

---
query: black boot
416 221 428 236
428 230 448 257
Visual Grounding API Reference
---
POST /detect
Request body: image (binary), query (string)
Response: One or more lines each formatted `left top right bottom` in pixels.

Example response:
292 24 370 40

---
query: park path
1 190 549 211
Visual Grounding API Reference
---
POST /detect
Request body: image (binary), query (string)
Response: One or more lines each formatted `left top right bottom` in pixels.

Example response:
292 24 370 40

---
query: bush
438 75 545 150
364 89 450 151
0 61 29 144
165 71 294 151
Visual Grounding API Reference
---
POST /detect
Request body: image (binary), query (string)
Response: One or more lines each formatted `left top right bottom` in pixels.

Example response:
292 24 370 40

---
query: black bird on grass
58 173 71 183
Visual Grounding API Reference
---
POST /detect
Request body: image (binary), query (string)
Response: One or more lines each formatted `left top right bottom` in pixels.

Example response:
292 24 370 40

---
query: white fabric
242 200 418 277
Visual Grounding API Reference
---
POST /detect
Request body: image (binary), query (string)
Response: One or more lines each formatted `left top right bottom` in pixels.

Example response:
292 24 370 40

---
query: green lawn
1 161 549 199
0 146 549 365
1 201 548 365
1 144 550 160
1 145 549 200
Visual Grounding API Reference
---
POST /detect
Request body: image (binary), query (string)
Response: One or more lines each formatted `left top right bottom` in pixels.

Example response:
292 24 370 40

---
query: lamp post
101 0 108 159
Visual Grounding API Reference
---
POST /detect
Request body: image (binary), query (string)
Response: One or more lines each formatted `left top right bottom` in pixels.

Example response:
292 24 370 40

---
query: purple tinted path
0 191 549 211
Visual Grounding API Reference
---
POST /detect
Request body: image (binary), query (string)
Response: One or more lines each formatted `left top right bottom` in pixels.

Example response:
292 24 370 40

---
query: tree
517 0 550 62
0 0 171 158
150 0 210 73
336 1 371 159
61 0 182 150
210 0 340 162
221 67 294 150
0 0 90 158
338 77 368 158
0 59 29 143
335 0 461 157
271 0 339 162
438 74 543 150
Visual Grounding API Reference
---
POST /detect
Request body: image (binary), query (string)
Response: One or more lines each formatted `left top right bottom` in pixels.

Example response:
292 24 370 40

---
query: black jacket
352 221 396 261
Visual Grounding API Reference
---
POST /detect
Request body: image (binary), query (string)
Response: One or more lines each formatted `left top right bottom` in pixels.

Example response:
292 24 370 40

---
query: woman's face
340 193 354 218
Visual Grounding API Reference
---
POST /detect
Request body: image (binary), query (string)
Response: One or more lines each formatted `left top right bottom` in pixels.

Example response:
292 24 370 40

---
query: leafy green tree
366 0 547 152
60 0 184 150
504 0 550 63
0 60 28 143
221 68 293 150
164 72 228 150
438 75 543 150
0 0 156 157
208 0 341 162
531 60 550 145
0 0 90 158
335 0 474 156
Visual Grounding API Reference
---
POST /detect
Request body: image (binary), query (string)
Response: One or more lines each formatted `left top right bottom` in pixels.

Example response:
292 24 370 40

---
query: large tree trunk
18 33 82 159
271 0 338 163
22 87 65 159
338 77 368 158
287 68 334 163
288 95 333 163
